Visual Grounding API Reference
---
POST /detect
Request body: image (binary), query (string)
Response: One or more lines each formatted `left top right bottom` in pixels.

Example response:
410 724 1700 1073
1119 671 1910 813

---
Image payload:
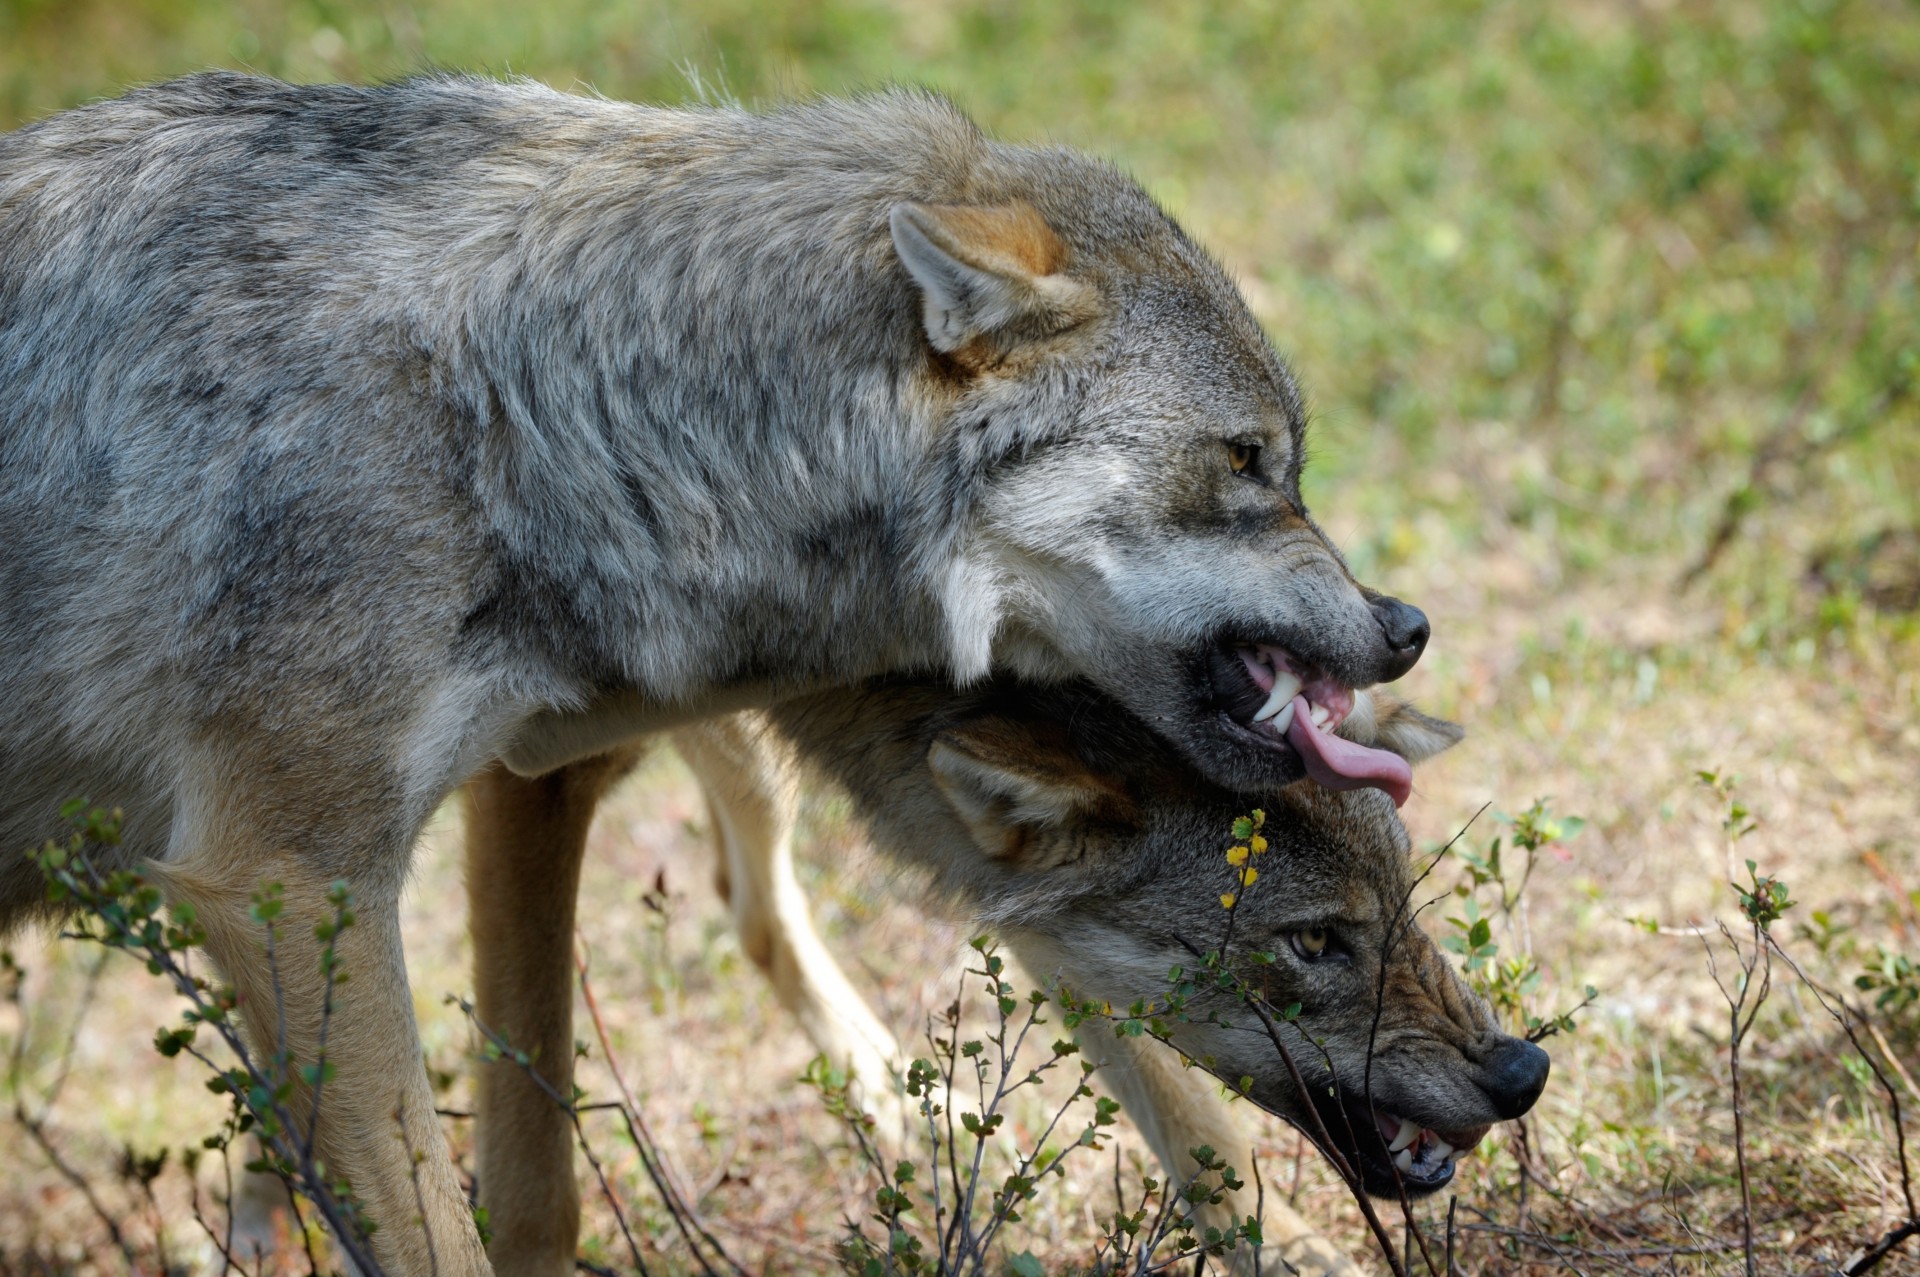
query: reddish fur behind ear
928 716 1138 866
910 202 1068 276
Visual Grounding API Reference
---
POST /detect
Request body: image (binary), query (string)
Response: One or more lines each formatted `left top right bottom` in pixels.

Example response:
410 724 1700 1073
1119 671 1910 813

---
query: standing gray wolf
462 685 1547 1277
1 73 1432 1272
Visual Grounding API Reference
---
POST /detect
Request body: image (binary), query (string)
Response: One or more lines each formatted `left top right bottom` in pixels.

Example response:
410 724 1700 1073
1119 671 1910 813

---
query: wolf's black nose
1371 595 1430 680
1480 1037 1551 1120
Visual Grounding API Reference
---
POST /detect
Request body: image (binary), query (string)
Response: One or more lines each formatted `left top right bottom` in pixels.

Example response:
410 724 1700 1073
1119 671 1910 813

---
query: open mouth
1357 1105 1489 1196
1222 643 1356 739
1302 1085 1490 1197
1208 641 1413 806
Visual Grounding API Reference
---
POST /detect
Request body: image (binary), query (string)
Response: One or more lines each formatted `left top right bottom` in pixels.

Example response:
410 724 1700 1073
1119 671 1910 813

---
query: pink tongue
1284 695 1413 807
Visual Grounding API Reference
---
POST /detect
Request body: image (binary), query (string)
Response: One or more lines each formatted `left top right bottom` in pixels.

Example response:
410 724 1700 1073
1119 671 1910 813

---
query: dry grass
4 518 1913 1274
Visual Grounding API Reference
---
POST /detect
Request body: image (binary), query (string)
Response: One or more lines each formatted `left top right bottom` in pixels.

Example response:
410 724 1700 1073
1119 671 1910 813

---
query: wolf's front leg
463 752 642 1277
151 845 491 1277
1070 1011 1367 1277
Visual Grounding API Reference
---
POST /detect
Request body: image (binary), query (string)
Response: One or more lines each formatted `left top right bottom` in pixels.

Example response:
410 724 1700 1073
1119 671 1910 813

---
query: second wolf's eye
1227 442 1260 475
1290 928 1332 961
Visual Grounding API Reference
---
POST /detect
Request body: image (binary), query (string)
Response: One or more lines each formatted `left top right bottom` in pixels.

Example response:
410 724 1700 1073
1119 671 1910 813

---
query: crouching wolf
463 685 1548 1277
2 73 1432 1272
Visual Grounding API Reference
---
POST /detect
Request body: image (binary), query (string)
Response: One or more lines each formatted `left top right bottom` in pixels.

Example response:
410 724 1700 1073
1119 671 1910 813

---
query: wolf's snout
1370 594 1430 680
1478 1036 1551 1121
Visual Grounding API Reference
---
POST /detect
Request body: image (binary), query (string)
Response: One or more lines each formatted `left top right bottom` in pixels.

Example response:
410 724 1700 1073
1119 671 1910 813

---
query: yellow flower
1249 835 1268 855
1219 892 1237 909
1225 845 1249 866
1240 866 1259 887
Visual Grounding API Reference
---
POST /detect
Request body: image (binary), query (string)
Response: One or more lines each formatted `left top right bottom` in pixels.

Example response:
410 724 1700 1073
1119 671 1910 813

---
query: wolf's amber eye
1227 442 1259 474
1290 928 1331 961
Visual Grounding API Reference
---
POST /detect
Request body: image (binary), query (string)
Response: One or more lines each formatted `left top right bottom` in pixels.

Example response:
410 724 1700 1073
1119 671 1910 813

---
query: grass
2 0 1918 1272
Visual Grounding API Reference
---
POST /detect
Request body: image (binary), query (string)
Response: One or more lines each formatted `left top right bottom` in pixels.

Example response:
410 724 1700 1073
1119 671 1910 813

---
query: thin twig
577 944 743 1277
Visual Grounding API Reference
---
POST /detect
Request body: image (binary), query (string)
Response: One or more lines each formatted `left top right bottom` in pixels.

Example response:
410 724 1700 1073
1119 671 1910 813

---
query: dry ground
4 470 1915 1274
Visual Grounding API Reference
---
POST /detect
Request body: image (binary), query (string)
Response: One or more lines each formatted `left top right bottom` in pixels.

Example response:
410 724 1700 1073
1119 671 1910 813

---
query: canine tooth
1429 1138 1453 1162
1388 1117 1419 1153
1393 1148 1414 1174
1251 672 1302 722
1308 702 1331 729
1268 701 1295 734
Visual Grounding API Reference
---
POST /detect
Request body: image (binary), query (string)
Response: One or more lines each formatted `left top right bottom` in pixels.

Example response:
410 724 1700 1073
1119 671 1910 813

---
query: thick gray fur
1 72 1408 911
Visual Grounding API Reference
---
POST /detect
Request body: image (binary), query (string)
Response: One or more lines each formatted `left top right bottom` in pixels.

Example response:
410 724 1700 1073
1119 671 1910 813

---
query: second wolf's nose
1479 1037 1551 1120
1371 595 1430 680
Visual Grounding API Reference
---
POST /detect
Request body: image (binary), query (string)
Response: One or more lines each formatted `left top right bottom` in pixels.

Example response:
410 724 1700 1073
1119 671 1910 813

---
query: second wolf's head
771 678 1547 1198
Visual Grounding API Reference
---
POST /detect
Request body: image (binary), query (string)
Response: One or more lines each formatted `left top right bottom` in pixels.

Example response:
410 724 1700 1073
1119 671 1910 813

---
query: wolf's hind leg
151 836 491 1277
671 718 910 1141
1059 991 1367 1276
463 750 642 1277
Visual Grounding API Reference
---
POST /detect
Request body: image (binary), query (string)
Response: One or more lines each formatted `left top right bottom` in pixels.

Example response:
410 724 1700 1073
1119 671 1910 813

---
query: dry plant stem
1764 940 1920 1273
1240 993 1406 1277
134 1164 172 1277
44 853 385 1277
1249 1154 1265 1277
1370 887 1449 1277
301 926 343 1167
453 995 654 1277
1456 1211 1740 1262
965 1062 1084 1266
1702 921 1770 1277
4 951 139 1268
935 989 969 1268
291 1186 326 1277
189 1160 247 1277
1363 822 1476 1277
950 964 1045 1272
575 945 743 1277
1864 1020 1920 1108
1846 1221 1920 1276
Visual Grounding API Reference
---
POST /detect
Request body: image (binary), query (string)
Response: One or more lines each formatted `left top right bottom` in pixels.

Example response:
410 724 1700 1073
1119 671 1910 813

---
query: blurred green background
4 0 1914 649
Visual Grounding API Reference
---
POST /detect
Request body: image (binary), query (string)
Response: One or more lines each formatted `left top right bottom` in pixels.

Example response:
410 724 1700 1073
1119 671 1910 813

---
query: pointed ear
1340 690 1465 765
927 717 1135 869
890 202 1100 355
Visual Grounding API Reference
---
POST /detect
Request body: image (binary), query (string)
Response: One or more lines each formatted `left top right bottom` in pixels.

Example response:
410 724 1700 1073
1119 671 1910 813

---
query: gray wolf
462 685 1545 1276
2 72 1431 1272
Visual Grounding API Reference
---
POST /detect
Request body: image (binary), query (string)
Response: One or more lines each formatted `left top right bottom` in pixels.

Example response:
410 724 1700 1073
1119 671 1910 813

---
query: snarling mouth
1356 1106 1489 1196
1227 643 1356 738
1300 1084 1490 1196
1209 641 1413 805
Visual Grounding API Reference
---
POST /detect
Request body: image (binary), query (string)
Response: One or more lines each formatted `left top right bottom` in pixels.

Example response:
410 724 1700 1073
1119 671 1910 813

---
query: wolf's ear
927 716 1134 870
890 202 1100 356
1341 691 1465 765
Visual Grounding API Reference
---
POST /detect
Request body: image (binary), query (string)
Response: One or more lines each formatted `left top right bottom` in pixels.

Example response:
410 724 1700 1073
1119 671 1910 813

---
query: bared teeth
1429 1138 1454 1163
1393 1147 1414 1174
1252 672 1301 723
1388 1117 1419 1153
1308 702 1331 729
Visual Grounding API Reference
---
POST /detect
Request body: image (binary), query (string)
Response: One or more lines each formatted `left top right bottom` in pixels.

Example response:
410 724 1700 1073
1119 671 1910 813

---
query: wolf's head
891 186 1428 796
775 678 1546 1198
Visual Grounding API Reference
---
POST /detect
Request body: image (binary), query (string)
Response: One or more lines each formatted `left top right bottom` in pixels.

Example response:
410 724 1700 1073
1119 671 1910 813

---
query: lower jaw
1358 1158 1454 1198
1215 708 1301 757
